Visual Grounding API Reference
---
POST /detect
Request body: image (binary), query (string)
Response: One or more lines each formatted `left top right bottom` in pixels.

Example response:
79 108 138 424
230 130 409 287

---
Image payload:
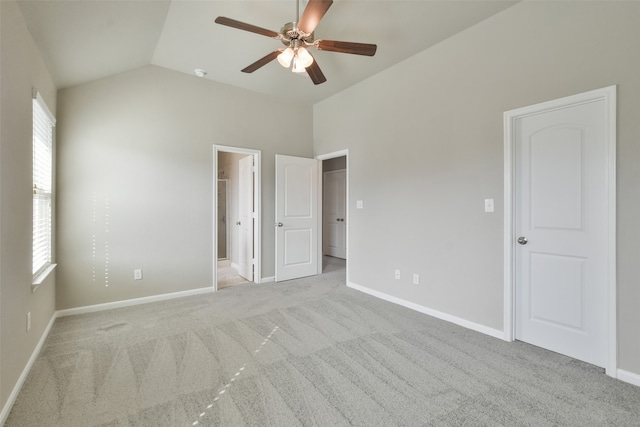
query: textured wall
0 0 57 416
314 1 640 376
56 65 313 309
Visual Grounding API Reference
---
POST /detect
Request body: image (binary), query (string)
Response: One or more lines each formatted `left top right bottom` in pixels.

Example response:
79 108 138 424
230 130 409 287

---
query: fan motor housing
280 21 314 45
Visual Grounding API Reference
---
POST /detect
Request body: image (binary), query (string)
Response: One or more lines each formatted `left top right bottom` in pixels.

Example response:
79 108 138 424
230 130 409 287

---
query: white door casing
275 154 319 281
323 169 346 259
504 86 616 375
238 155 253 281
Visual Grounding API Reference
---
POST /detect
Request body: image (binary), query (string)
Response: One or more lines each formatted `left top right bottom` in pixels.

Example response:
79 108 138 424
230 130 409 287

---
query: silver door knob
276 222 283 227
517 236 528 245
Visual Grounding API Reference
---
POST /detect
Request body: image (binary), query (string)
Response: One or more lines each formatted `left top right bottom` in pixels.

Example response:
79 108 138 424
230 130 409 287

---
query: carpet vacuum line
191 325 280 425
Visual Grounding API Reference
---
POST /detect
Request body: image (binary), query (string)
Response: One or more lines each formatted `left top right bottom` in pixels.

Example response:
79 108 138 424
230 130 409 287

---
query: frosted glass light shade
292 57 306 73
277 48 294 67
296 47 313 68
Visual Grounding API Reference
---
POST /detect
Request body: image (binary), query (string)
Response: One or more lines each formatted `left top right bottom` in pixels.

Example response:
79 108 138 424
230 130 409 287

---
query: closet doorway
317 150 348 276
214 146 261 290
322 157 346 259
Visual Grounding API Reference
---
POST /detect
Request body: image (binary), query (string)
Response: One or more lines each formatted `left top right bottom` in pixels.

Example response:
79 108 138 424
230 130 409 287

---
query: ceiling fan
215 0 377 85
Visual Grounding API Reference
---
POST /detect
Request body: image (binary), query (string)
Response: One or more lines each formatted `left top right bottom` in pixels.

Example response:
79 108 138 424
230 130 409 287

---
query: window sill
32 263 57 292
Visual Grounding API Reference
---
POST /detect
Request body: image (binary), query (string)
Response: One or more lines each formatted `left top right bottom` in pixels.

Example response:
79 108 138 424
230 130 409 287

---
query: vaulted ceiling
17 0 516 104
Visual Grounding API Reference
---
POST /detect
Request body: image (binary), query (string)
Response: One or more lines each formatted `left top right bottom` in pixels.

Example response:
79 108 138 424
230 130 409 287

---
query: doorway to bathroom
214 145 261 290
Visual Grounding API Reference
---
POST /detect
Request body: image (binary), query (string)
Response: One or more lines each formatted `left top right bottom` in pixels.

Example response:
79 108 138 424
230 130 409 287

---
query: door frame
502 86 617 376
213 145 262 291
316 149 349 281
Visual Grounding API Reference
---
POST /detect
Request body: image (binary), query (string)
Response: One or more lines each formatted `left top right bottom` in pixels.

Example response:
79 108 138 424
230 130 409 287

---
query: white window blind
33 92 56 278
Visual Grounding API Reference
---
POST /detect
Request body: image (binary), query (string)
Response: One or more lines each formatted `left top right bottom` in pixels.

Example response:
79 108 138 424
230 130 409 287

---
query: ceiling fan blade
297 0 333 35
215 16 281 39
315 39 377 56
241 50 282 73
306 57 327 85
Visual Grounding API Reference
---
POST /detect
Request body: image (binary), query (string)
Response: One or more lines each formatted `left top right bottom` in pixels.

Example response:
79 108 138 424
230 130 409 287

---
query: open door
214 145 261 291
238 155 254 281
275 154 319 281
323 169 346 259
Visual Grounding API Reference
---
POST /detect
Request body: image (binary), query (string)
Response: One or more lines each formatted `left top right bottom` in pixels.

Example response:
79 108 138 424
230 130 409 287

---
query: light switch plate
356 200 364 209
484 198 494 213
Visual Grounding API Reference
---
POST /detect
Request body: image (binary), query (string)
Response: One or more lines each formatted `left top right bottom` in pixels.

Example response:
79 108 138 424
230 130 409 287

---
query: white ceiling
17 0 516 105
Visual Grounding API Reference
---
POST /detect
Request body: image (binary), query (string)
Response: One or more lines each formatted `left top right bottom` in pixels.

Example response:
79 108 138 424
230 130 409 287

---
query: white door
275 154 319 281
238 155 253 281
323 169 346 259
514 96 609 367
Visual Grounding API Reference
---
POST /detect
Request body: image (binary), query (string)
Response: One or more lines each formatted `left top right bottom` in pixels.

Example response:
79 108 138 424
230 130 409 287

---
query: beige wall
0 0 57 415
56 65 313 309
314 1 640 376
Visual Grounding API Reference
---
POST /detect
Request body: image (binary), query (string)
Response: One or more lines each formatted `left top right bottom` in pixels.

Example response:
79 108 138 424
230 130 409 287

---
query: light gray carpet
6 257 640 426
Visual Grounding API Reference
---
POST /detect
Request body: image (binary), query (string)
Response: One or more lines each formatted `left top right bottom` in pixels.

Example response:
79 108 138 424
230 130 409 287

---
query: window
32 92 56 280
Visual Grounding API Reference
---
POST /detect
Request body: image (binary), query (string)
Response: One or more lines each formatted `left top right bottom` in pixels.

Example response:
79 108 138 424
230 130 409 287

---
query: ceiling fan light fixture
296 47 314 68
291 45 313 73
215 0 377 84
277 47 294 67
291 58 307 73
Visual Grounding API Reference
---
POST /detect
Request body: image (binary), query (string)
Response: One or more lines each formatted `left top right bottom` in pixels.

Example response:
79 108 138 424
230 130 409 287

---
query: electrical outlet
26 312 31 332
394 269 401 280
134 269 143 280
413 274 420 285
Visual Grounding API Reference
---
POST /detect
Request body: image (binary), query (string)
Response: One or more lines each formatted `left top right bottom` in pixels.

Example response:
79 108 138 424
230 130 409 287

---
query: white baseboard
617 369 640 388
259 276 275 284
347 281 504 340
0 312 56 426
56 287 213 317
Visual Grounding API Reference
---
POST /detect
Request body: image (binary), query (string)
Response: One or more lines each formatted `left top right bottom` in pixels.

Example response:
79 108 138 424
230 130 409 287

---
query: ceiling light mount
194 68 207 77
280 22 314 45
